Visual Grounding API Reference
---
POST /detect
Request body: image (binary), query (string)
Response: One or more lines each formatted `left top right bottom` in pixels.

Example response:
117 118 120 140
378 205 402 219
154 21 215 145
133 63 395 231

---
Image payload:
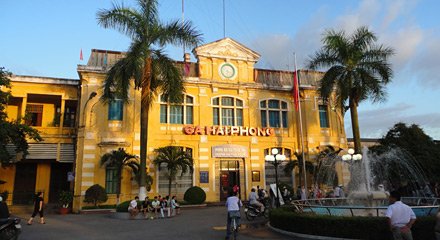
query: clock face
220 63 236 79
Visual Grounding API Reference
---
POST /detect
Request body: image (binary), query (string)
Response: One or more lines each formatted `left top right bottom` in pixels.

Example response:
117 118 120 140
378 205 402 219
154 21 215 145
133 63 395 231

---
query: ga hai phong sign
183 125 274 137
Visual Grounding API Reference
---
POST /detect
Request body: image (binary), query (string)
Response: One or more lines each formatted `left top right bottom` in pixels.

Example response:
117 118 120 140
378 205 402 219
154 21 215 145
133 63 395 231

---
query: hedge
270 208 436 240
116 201 131 212
82 204 116 210
184 186 206 204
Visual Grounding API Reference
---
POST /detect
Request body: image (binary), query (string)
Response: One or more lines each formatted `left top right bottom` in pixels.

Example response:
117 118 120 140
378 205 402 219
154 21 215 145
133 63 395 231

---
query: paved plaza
17 206 294 240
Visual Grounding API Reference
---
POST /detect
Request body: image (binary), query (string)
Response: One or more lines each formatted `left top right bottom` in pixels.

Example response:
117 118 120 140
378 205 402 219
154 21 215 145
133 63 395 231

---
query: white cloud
251 0 440 88
345 103 440 139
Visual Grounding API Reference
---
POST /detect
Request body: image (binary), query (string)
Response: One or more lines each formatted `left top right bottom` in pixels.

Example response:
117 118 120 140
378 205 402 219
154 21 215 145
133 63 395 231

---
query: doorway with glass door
220 160 240 201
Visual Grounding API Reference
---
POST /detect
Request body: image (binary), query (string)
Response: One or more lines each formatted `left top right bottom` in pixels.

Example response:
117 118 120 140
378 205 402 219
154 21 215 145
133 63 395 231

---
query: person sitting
128 196 139 219
171 196 180 216
249 188 264 212
151 196 160 219
164 196 171 218
141 196 152 219
159 197 168 218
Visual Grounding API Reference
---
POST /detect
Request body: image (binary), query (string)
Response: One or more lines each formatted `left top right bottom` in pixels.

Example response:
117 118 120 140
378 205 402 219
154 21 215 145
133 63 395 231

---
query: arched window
212 96 243 126
260 99 288 128
159 94 194 124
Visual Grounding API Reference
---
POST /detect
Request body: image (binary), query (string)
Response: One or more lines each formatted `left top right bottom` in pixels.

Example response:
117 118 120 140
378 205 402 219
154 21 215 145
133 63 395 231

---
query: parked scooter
0 218 22 240
244 202 269 221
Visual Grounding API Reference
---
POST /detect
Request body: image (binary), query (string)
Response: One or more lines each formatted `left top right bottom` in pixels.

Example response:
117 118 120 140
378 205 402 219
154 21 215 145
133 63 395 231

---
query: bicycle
229 215 239 240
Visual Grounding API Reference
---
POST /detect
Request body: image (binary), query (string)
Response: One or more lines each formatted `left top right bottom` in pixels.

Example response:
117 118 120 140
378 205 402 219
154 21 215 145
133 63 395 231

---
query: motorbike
244 201 269 221
0 218 22 240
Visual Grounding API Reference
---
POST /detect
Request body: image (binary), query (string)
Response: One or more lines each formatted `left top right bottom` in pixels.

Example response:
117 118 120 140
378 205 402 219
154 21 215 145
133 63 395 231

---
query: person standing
225 191 242 240
386 191 416 240
334 185 341 198
27 192 45 225
300 185 307 200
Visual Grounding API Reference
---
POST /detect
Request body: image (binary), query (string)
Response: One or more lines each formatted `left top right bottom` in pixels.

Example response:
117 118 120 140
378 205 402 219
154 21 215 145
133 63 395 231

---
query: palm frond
351 26 377 51
318 65 345 99
155 20 203 48
307 49 339 70
97 3 142 40
138 0 159 29
151 50 184 103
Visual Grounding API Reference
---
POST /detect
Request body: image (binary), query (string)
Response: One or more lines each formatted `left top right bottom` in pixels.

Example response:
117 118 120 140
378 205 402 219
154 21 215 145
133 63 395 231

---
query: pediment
193 38 260 62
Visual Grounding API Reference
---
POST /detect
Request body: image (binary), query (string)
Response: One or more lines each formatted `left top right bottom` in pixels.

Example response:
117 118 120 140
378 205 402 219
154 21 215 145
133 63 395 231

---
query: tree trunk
168 177 172 196
139 58 152 200
117 171 122 204
349 96 362 154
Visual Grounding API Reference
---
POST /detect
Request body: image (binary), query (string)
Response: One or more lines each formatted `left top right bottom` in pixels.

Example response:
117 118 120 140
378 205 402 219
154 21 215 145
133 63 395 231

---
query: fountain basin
293 197 439 217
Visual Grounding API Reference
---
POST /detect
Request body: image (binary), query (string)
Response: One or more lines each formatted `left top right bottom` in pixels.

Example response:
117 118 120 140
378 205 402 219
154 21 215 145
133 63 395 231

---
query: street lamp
341 148 362 163
265 148 286 207
341 148 369 191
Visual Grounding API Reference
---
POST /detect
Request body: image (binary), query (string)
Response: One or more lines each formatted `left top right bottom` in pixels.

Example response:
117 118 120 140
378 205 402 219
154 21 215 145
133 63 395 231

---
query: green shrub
184 186 206 204
84 184 108 207
270 208 436 240
82 204 116 210
116 200 130 212
59 191 73 208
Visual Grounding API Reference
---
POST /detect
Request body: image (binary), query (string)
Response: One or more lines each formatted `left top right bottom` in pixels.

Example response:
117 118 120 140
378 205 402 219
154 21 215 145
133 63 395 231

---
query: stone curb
267 222 360 240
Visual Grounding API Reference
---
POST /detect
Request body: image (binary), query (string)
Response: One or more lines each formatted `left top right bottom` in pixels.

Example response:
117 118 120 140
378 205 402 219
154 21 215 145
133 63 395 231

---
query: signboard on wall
212 144 248 158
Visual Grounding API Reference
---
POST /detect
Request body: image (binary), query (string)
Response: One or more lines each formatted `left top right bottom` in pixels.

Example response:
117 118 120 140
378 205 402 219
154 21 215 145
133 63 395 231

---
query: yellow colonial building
73 38 348 211
0 75 78 205
1 38 349 211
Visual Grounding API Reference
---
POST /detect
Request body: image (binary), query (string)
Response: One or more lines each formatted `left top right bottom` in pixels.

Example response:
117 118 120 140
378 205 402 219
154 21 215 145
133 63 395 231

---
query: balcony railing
34 127 76 136
254 69 322 87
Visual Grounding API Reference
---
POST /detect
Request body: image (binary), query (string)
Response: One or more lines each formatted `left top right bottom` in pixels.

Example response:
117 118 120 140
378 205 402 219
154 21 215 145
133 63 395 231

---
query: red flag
293 70 300 111
80 49 83 61
184 62 190 77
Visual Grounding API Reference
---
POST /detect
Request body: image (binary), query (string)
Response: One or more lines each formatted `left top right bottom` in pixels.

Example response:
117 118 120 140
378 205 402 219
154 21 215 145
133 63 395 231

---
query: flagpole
182 0 185 55
223 0 226 38
294 53 308 196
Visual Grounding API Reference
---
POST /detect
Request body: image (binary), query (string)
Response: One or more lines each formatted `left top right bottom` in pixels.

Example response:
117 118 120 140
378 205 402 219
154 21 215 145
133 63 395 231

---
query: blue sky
1 0 439 139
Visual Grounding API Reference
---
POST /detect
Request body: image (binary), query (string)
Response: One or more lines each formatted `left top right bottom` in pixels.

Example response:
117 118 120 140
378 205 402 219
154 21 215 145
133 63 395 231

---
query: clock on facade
219 62 237 79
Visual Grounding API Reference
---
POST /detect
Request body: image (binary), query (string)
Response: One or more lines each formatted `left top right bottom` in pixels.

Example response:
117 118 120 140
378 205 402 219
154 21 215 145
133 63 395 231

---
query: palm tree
153 146 193 196
283 152 315 186
100 148 140 203
308 27 394 153
97 0 202 198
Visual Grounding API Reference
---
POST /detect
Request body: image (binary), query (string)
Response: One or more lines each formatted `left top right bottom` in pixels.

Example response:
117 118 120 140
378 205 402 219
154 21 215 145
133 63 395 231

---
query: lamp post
341 148 362 163
265 148 286 208
341 148 365 191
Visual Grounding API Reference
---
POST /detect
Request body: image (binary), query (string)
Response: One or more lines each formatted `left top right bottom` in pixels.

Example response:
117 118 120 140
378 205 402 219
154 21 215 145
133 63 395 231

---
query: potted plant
59 191 73 214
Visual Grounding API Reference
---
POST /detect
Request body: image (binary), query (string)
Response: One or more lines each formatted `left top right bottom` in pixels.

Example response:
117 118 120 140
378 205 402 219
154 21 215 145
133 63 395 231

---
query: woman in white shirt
225 191 242 240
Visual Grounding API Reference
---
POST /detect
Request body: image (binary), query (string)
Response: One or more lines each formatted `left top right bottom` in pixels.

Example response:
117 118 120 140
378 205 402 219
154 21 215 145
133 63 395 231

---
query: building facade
0 75 78 205
73 38 348 211
0 38 349 210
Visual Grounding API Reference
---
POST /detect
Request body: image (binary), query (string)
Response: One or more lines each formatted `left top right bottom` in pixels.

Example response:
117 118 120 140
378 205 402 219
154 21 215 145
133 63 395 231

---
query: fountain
293 146 439 217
